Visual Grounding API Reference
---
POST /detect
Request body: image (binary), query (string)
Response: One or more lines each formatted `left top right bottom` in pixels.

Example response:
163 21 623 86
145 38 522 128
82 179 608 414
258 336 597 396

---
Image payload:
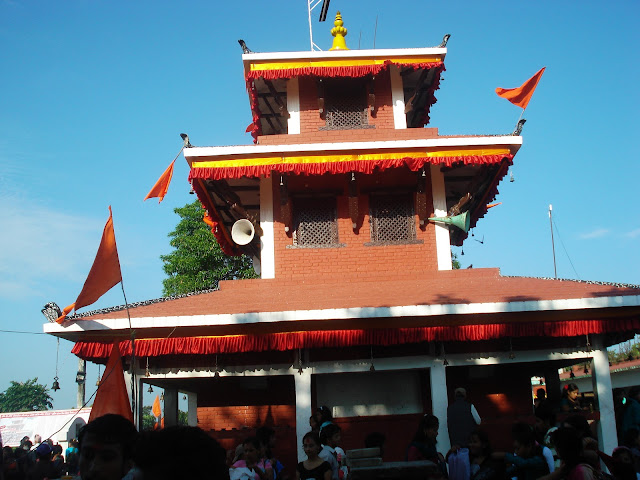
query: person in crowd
560 384 582 413
310 416 320 433
622 428 640 473
623 387 640 437
230 436 272 480
535 407 559 471
541 426 596 480
50 444 64 478
135 425 228 480
297 431 331 480
13 447 28 479
315 407 334 434
493 422 548 480
319 423 341 480
467 430 503 480
407 414 447 478
66 439 80 476
257 426 285 480
2 446 21 480
25 442 57 480
448 388 481 448
609 446 637 480
77 413 138 480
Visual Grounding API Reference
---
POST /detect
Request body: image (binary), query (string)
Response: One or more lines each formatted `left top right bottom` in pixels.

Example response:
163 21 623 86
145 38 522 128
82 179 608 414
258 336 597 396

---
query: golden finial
330 11 349 51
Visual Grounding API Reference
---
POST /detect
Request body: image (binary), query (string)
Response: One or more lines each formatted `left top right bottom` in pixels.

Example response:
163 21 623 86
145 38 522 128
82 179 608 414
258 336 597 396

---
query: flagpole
120 281 137 426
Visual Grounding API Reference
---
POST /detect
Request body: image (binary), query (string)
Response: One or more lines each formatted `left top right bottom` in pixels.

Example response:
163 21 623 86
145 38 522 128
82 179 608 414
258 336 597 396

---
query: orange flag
152 394 161 418
89 341 133 423
57 207 122 323
495 67 545 109
144 159 175 203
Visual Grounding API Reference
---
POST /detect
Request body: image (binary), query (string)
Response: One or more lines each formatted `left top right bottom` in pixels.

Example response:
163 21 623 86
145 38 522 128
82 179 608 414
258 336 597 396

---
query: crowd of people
2 385 640 480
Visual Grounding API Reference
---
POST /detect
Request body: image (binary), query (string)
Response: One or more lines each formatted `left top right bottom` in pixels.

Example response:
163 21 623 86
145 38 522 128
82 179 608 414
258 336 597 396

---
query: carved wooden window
367 193 420 245
319 80 375 131
290 197 343 248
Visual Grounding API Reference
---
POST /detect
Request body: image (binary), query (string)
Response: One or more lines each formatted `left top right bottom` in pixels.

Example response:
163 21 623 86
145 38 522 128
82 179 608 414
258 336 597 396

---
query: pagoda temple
45 13 640 466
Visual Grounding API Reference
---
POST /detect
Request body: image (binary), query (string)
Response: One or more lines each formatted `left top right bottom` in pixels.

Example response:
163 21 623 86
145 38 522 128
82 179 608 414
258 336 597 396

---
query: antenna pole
549 204 557 279
373 15 378 49
307 0 323 51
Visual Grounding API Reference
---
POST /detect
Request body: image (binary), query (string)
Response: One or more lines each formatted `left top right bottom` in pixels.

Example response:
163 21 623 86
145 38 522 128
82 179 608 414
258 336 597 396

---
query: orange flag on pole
495 67 545 109
89 341 133 423
152 394 161 418
57 207 122 323
144 159 175 203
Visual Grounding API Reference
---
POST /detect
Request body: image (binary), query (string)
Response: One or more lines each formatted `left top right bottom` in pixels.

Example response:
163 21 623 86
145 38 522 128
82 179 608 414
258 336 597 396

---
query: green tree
161 200 257 296
141 405 188 431
0 378 53 412
452 251 461 270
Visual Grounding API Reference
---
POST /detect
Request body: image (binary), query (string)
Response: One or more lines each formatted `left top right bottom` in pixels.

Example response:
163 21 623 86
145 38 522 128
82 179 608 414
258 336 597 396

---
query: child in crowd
407 414 448 478
315 407 334 434
493 422 548 480
468 430 504 480
319 423 341 480
297 431 332 480
231 436 273 480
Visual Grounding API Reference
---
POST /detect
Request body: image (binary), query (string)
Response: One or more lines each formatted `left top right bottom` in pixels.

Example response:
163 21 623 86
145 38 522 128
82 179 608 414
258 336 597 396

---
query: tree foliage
161 200 257 296
0 378 53 412
141 405 188 431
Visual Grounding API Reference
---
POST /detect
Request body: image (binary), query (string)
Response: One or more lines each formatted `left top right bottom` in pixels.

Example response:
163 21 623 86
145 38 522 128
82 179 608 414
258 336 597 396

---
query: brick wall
273 168 439 281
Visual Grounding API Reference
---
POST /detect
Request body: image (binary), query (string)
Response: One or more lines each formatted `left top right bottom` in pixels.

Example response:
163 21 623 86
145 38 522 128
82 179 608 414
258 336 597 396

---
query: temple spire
329 11 349 51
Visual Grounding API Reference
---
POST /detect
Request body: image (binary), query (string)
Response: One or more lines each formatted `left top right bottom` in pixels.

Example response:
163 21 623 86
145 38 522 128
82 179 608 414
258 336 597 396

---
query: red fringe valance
245 61 443 81
72 316 640 361
188 154 514 182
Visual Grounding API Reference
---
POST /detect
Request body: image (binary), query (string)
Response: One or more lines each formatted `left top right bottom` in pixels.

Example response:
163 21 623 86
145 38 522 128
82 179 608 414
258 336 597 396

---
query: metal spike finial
513 119 526 136
437 34 451 48
180 133 192 148
238 39 253 54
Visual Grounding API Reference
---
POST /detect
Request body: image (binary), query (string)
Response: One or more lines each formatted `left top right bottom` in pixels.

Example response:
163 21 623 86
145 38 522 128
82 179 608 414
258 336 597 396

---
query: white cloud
0 194 103 300
578 228 610 239
625 228 640 239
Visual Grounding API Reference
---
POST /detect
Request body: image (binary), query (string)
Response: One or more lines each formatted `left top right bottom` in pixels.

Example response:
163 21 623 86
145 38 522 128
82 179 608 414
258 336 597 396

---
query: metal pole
549 204 557 279
76 359 86 408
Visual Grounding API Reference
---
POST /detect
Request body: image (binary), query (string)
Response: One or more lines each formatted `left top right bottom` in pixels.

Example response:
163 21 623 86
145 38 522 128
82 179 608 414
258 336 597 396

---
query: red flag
57 207 122 323
144 159 175 203
495 67 545 109
152 395 161 418
89 341 133 422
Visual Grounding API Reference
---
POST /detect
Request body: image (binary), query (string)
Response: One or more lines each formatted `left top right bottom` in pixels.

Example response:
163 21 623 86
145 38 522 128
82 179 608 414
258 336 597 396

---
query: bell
52 377 60 392
147 385 154 393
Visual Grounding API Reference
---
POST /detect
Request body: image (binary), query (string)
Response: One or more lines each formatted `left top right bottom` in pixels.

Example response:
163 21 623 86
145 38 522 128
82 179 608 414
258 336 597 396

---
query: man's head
78 414 138 480
454 387 467 399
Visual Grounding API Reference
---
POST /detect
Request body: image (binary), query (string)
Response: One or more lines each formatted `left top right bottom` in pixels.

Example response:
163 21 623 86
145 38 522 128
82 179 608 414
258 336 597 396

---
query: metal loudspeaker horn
428 211 471 233
231 219 255 245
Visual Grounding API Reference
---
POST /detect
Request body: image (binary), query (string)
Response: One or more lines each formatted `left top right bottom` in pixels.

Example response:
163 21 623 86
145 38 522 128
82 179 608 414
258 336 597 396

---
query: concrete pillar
260 176 276 279
591 335 616 454
390 65 407 129
187 392 198 427
287 77 300 134
294 370 312 462
430 363 451 453
430 164 452 270
164 388 179 427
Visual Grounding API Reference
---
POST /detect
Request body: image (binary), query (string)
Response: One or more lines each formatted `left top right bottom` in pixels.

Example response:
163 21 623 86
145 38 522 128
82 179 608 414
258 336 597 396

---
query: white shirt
319 445 339 480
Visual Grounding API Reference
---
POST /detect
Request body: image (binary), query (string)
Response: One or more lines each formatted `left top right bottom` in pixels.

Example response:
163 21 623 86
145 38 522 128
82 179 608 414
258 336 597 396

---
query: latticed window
319 80 375 131
290 197 342 248
367 194 419 245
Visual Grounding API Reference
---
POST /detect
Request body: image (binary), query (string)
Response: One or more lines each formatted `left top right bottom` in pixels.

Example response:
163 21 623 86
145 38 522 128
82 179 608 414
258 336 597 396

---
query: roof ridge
501 275 640 289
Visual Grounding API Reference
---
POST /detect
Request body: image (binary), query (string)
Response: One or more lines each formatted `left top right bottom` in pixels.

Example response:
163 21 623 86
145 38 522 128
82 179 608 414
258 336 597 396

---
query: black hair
303 431 322 448
563 415 592 438
78 414 138 461
412 414 439 443
256 426 275 446
470 429 492 457
552 426 583 471
320 423 341 444
242 436 262 451
135 426 228 480
316 406 333 423
562 383 579 398
511 422 535 447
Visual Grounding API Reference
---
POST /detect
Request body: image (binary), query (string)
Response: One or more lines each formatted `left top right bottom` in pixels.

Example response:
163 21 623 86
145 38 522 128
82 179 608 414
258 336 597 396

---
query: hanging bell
147 385 154 393
52 376 60 392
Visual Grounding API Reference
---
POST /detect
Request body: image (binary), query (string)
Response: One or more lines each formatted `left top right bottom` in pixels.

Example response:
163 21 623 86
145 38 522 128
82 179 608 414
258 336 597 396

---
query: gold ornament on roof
330 11 349 51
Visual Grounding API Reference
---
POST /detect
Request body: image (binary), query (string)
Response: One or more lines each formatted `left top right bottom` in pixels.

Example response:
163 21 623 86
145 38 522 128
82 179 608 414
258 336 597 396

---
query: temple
45 12 640 467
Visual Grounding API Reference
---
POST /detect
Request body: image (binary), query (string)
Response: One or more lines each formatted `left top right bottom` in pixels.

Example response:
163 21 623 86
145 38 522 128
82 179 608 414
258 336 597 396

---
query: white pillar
260 176 275 279
430 363 451 453
164 388 179 427
591 335 616 454
430 164 452 270
287 78 300 135
294 370 312 462
390 65 407 129
187 392 198 427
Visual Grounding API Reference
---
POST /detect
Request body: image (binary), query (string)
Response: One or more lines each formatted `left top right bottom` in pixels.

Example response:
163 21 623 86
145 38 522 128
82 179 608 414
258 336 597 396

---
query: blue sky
0 0 638 410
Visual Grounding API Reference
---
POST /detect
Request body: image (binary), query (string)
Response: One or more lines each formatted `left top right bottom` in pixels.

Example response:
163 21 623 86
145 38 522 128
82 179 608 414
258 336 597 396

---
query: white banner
0 408 91 447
